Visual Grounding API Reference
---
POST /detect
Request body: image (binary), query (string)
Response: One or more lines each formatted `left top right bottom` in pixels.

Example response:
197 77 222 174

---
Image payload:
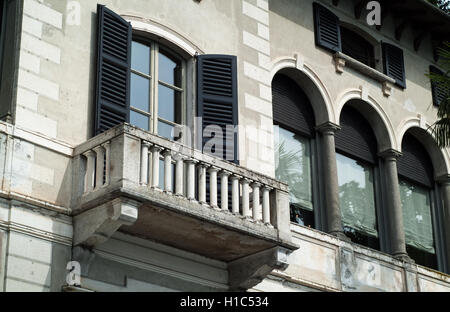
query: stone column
437 175 450 272
208 166 219 209
379 149 409 260
316 122 346 239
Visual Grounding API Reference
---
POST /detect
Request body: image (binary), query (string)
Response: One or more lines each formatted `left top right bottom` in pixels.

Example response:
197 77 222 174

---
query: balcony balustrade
71 124 296 275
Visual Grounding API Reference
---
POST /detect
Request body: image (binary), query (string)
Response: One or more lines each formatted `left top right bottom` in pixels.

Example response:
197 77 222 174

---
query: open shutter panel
382 43 406 89
313 2 341 52
430 65 448 107
197 54 239 164
94 5 131 135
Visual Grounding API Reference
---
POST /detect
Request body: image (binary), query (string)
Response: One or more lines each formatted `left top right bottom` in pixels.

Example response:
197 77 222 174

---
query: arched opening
272 72 317 228
398 131 439 270
335 105 380 250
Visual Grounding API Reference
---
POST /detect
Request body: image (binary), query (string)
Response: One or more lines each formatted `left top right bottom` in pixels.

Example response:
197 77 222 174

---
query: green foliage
428 41 450 148
427 0 450 13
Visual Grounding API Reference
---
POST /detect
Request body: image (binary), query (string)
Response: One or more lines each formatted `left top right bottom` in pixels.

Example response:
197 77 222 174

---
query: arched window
130 39 185 140
272 73 316 228
335 105 380 250
397 133 438 269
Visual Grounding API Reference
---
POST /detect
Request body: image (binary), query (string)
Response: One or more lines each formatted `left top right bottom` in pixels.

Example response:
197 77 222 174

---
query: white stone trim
0 121 73 156
335 88 397 152
126 19 201 57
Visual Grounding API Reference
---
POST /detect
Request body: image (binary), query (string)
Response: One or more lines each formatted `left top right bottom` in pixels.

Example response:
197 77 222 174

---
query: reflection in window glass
159 50 182 87
399 180 435 254
274 126 314 227
158 121 174 140
336 153 378 239
130 110 149 131
131 41 150 75
158 84 180 122
130 73 150 113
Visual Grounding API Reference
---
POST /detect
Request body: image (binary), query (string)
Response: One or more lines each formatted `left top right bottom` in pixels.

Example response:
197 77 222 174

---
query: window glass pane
158 84 178 122
158 120 174 140
158 50 182 87
131 73 150 113
274 126 313 211
130 110 149 131
131 41 150 75
399 179 435 254
336 153 377 237
158 85 182 124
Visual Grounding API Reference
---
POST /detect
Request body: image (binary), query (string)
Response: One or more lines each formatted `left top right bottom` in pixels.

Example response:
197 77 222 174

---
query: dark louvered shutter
335 105 378 164
430 65 448 107
272 73 315 138
197 54 239 164
94 5 131 135
313 2 341 52
382 43 406 89
398 133 434 188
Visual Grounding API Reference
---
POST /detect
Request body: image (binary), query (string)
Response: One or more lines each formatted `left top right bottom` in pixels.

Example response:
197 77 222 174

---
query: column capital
141 140 152 148
240 177 252 184
261 185 273 192
378 148 402 160
315 121 341 134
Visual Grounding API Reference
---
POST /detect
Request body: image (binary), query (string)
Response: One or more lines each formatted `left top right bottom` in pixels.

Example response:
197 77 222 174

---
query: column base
393 253 414 263
329 230 352 242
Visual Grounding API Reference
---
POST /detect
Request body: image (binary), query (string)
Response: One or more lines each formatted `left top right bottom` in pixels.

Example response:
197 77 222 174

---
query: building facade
0 0 449 291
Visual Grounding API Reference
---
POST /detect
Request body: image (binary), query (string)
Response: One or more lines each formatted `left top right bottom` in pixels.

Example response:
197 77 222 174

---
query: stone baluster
230 175 241 215
175 153 184 196
198 163 208 204
83 150 96 193
186 159 198 201
150 145 162 189
252 182 261 221
208 166 219 209
241 178 251 218
163 149 173 193
140 141 151 185
102 141 111 186
93 145 105 189
262 186 271 225
220 170 230 211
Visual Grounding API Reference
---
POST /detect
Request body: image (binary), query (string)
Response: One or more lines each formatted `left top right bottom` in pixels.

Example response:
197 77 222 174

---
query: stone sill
333 52 396 97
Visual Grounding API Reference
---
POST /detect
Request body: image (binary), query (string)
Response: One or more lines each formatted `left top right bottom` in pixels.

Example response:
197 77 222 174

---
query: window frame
130 36 187 140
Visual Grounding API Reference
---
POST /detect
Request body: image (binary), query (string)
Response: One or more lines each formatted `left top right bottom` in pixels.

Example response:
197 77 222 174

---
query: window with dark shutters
430 65 449 107
197 54 239 164
272 73 315 138
94 5 132 135
397 133 434 188
313 2 341 52
335 105 378 165
382 43 406 89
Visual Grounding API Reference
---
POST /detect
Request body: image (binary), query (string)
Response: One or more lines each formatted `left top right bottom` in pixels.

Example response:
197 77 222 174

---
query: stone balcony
71 124 297 289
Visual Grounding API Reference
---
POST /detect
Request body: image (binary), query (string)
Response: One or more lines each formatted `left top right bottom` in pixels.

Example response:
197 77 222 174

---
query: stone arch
270 56 336 125
336 89 397 153
397 117 450 178
123 15 203 57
